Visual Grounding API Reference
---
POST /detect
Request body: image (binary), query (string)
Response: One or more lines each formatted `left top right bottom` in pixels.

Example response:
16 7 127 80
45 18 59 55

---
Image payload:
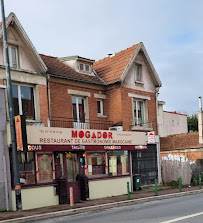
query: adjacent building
158 101 188 137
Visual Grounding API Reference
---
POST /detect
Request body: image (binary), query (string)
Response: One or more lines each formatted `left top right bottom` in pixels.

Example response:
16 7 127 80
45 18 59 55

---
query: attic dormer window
85 64 89 72
79 63 84 70
79 63 91 73
8 45 18 68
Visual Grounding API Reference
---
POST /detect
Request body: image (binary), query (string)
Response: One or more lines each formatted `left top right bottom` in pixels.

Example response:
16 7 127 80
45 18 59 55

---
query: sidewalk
0 186 202 222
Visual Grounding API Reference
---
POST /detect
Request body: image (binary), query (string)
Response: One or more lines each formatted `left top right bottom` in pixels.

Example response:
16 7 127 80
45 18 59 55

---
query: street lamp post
0 0 22 211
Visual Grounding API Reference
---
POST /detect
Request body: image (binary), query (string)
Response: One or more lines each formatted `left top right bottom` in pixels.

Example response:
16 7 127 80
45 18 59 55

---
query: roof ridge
39 53 57 59
94 43 139 64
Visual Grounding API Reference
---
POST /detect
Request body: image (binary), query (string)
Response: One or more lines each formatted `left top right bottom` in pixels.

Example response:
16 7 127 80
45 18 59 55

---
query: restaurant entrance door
66 152 82 202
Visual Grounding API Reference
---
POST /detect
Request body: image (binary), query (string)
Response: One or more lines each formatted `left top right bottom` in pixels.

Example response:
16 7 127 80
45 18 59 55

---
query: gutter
48 73 107 86
47 74 51 127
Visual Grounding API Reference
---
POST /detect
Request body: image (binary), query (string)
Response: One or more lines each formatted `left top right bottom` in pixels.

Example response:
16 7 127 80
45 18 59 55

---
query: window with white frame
135 65 141 82
8 45 19 68
133 99 145 126
72 96 86 123
12 84 35 120
79 63 91 73
79 63 84 71
85 64 90 72
97 99 103 115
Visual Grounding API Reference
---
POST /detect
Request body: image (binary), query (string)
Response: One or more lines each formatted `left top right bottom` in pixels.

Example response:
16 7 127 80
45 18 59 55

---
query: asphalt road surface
37 193 203 223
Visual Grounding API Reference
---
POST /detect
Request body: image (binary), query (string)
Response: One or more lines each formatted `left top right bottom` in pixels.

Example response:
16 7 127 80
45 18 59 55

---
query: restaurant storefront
11 126 148 210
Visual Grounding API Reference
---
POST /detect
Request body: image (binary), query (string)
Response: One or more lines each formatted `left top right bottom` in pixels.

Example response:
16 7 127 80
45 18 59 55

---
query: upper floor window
85 64 90 72
79 63 91 73
97 99 103 115
72 96 87 129
8 45 18 68
79 63 84 71
12 84 35 120
133 99 145 126
135 65 141 82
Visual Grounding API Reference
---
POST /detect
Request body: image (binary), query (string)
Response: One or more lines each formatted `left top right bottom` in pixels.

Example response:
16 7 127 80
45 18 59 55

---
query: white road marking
160 211 203 223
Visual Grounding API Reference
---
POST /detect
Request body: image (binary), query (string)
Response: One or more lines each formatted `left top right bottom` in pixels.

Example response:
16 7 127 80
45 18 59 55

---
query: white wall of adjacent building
158 101 188 137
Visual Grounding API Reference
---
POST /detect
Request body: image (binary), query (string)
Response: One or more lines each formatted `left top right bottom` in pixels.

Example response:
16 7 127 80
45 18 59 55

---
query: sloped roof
93 44 138 84
94 42 162 87
40 54 106 85
0 13 47 73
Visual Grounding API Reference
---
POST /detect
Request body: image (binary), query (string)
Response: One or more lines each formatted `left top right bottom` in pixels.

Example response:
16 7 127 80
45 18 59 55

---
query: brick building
38 42 162 200
0 13 162 210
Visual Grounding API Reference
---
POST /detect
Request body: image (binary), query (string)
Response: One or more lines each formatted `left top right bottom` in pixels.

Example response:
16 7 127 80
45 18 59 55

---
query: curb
1 189 203 223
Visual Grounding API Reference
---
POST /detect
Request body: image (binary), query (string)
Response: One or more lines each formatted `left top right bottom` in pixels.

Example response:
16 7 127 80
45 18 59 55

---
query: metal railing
132 120 153 129
50 116 114 130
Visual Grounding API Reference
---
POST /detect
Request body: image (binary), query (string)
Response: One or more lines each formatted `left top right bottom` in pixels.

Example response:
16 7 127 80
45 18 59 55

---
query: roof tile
93 44 139 84
40 54 105 85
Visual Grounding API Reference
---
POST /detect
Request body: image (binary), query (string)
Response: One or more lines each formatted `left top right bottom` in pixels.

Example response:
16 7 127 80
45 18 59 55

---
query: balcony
131 120 153 132
50 116 114 130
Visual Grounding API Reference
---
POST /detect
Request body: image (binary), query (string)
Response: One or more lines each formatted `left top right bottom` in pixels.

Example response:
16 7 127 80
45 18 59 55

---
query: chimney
198 96 203 144
108 54 112 57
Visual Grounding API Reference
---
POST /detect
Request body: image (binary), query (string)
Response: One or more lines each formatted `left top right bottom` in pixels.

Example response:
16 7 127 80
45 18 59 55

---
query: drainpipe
198 96 203 144
47 74 51 127
155 87 160 135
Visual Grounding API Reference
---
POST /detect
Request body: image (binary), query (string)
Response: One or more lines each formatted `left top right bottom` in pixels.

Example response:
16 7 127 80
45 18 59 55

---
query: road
37 193 203 223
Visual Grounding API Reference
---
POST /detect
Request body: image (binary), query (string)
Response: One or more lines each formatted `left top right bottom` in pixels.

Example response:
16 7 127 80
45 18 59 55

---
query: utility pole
0 0 22 211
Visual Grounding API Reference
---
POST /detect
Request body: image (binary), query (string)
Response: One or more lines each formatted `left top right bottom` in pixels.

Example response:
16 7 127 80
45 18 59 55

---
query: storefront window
108 151 129 176
37 153 55 182
18 152 35 185
87 153 106 176
66 153 79 182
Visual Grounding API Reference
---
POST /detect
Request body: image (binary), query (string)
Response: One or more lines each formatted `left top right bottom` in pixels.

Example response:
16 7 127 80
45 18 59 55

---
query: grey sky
3 0 203 115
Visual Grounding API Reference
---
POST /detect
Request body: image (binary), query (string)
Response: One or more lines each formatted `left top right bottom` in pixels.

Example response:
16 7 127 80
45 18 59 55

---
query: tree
187 114 198 132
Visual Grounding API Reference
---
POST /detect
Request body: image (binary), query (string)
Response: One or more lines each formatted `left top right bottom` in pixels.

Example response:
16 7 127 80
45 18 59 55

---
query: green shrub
192 177 198 186
168 180 178 187
0 209 6 212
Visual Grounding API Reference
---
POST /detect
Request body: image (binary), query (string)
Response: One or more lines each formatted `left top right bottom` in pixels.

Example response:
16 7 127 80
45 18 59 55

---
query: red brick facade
49 79 158 133
38 84 49 126
49 80 108 123
120 87 157 132
160 132 200 151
